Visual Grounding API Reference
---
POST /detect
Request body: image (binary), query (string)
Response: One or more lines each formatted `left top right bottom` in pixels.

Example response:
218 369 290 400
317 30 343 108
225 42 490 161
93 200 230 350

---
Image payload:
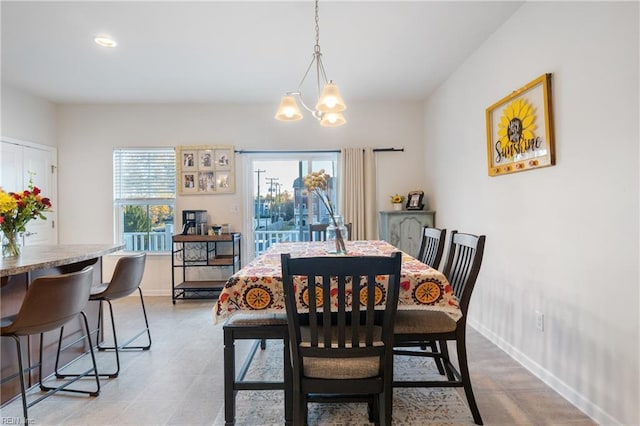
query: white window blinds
113 148 176 202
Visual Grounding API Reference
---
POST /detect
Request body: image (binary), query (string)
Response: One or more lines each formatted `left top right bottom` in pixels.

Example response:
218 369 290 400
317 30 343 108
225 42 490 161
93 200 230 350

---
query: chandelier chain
314 0 320 48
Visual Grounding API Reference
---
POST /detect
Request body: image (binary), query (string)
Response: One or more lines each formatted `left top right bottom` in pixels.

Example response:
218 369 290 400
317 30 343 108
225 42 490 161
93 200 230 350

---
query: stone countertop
1 244 125 277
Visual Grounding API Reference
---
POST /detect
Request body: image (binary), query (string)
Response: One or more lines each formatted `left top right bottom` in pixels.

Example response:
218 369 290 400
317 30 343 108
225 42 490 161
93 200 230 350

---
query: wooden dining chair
309 222 353 241
417 226 446 269
393 231 486 425
412 226 448 374
345 222 353 240
281 251 402 426
308 223 328 241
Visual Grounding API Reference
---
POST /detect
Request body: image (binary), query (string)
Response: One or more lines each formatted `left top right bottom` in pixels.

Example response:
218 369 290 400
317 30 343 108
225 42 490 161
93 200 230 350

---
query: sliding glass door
248 152 338 256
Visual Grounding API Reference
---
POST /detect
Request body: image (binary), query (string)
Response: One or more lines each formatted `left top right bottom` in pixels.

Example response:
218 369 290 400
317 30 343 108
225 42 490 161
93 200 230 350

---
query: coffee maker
181 210 207 235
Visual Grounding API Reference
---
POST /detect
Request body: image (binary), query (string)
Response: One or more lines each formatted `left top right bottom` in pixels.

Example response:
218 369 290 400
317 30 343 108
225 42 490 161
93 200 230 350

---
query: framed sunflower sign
485 73 555 176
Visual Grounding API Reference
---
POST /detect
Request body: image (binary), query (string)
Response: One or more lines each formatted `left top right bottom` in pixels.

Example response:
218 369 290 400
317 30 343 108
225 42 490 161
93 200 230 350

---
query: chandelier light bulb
275 95 303 121
320 111 346 128
316 81 346 113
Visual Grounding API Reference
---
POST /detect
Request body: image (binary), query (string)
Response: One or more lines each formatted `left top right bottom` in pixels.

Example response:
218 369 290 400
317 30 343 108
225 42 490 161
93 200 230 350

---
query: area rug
213 341 475 425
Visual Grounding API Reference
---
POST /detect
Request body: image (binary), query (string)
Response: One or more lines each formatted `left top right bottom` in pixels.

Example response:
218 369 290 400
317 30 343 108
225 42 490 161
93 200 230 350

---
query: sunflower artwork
485 74 555 176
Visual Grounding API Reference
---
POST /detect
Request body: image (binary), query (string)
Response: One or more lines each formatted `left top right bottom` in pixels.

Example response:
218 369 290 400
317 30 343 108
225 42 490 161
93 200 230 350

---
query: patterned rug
213 341 475 425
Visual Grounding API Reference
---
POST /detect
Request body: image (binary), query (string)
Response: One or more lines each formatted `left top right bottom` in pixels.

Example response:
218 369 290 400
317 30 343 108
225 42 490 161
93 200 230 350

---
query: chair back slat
417 227 447 269
322 273 332 347
281 252 402 364
441 231 486 314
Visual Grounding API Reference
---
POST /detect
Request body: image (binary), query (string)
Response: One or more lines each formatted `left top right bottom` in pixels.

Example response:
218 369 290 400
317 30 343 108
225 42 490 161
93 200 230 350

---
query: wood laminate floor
0 296 596 425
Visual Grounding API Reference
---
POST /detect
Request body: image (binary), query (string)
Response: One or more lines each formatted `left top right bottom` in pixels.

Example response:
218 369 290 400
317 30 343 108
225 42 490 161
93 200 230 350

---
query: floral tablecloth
213 240 461 323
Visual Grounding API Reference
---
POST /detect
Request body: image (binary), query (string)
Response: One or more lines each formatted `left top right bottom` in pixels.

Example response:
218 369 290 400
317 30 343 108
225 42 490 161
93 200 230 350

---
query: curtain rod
235 147 404 154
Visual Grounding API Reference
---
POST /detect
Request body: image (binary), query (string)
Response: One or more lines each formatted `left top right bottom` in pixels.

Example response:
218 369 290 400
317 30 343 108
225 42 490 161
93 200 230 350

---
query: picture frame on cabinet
406 191 424 210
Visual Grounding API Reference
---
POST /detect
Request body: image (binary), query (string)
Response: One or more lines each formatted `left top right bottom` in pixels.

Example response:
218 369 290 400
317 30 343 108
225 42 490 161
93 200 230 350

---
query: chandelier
274 0 346 127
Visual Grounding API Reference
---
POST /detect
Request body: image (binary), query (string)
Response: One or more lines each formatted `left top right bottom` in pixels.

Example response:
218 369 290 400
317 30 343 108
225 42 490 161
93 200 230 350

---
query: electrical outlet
535 311 544 332
230 204 239 213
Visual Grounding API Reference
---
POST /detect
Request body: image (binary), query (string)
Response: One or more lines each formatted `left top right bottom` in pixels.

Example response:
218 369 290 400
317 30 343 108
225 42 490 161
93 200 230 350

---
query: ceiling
1 1 523 105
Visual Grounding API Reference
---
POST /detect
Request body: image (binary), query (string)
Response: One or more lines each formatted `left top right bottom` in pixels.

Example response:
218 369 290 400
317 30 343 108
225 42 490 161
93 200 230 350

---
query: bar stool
56 253 150 378
0 267 100 423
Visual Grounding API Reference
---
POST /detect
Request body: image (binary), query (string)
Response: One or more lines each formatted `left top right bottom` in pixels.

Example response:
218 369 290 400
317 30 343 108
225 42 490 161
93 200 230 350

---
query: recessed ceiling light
94 36 117 48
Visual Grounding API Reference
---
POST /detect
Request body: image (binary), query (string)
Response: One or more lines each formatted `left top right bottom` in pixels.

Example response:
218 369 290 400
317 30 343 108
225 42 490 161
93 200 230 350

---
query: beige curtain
340 147 377 240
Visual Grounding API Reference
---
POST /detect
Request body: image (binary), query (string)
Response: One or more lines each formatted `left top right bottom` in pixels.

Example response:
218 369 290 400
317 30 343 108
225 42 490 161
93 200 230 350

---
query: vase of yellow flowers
390 194 404 211
0 176 52 257
304 169 347 254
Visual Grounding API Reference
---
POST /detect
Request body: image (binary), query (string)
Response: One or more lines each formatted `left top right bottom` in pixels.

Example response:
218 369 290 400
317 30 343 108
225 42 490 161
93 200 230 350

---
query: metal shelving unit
171 233 241 304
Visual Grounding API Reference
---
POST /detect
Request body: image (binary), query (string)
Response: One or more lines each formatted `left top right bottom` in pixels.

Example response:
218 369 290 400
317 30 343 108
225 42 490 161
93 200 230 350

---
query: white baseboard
468 318 619 426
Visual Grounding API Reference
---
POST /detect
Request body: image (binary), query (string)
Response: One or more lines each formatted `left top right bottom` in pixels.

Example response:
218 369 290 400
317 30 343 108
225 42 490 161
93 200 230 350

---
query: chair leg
223 328 236 426
97 289 152 351
8 335 29 422
429 340 446 375
456 334 483 425
283 333 293 426
31 312 100 407
96 299 121 377
300 389 308 426
40 312 101 396
439 339 457 381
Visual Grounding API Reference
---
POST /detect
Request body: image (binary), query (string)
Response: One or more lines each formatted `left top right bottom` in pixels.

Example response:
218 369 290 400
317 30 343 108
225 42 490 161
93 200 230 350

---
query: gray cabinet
378 210 435 258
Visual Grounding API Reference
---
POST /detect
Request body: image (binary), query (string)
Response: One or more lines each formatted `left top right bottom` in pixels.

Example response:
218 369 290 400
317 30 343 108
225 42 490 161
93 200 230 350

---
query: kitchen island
1 244 124 405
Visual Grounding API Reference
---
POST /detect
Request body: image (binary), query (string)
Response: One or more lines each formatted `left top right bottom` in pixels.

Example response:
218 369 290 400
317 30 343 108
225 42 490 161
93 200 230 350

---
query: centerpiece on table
0 176 52 257
304 169 348 254
390 193 405 211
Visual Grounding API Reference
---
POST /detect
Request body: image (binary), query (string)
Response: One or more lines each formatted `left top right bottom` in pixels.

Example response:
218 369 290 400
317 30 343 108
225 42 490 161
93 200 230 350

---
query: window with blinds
113 148 176 252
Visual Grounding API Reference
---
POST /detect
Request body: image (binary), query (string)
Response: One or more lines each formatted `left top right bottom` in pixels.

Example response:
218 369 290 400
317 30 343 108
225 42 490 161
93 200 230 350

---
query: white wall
423 2 638 425
56 101 426 293
1 85 57 147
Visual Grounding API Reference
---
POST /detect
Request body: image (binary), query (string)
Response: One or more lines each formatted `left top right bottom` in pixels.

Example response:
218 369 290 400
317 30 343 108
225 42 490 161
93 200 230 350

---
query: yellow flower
0 177 52 234
304 169 330 192
0 190 17 215
390 194 404 204
497 98 537 159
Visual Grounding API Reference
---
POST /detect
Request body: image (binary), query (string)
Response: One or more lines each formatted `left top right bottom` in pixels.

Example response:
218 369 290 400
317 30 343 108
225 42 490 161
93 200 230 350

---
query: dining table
214 239 462 323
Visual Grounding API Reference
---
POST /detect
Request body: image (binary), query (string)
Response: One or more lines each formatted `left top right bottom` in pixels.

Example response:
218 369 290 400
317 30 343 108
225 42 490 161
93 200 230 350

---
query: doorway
1 138 58 245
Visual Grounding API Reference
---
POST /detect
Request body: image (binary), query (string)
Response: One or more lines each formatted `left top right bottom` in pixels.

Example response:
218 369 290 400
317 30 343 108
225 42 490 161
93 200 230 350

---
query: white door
1 139 58 245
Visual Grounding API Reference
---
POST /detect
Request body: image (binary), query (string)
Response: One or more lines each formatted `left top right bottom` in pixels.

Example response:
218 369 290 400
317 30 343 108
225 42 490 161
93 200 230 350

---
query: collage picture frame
177 145 235 194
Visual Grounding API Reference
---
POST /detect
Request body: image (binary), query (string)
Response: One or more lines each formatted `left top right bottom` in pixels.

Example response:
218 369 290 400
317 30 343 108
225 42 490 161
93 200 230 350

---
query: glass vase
2 230 22 257
326 215 348 255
